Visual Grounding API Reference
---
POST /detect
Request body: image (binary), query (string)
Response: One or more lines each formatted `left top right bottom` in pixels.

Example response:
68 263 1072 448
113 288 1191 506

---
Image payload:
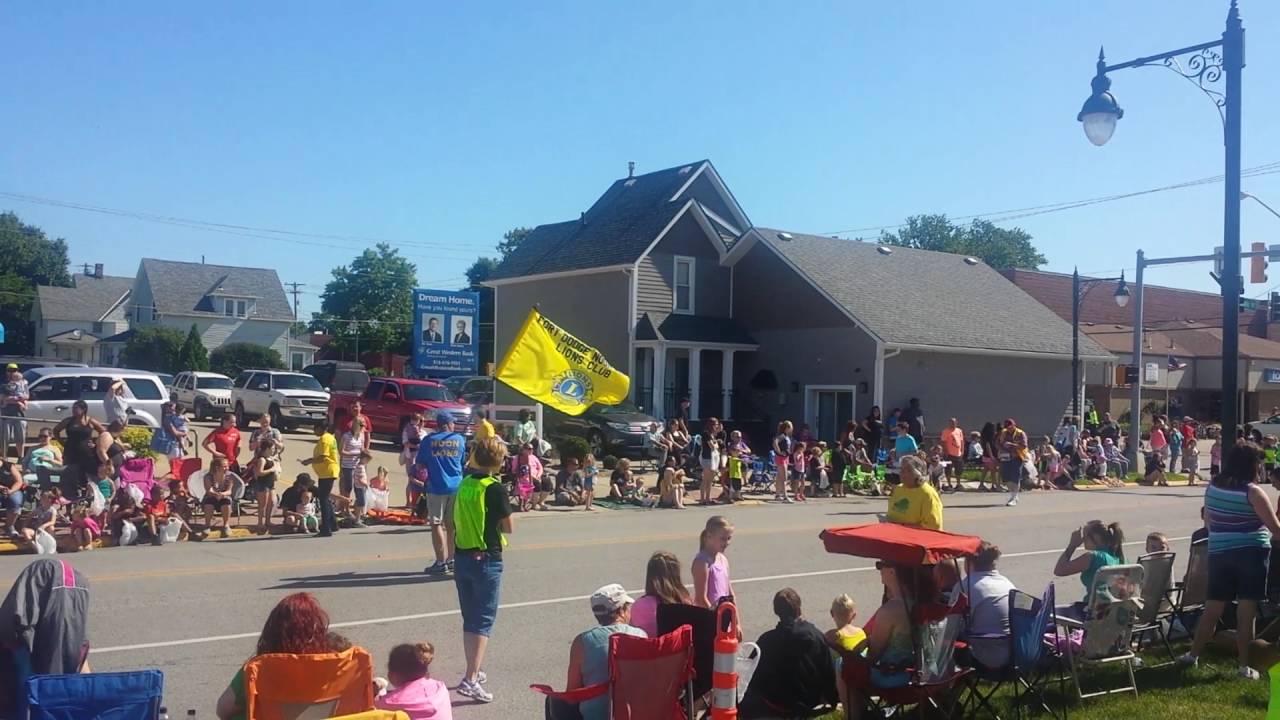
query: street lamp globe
1113 273 1130 308
1078 55 1123 146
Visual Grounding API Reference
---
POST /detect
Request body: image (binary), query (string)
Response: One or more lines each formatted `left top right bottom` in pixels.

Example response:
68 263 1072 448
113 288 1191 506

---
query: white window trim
673 255 696 315
224 298 253 319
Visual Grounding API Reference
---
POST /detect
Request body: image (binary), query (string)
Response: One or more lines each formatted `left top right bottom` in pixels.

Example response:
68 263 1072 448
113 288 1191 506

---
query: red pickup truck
328 377 473 443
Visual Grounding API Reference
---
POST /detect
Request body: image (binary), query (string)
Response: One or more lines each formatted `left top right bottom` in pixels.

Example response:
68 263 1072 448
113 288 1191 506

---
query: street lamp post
1078 0 1245 439
1072 268 1129 423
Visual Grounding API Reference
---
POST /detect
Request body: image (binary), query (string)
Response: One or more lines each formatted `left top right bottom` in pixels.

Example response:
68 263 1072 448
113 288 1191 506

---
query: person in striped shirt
1180 441 1280 680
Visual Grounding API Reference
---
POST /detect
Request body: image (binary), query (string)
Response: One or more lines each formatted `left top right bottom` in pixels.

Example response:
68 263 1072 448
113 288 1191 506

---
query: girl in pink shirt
375 643 452 720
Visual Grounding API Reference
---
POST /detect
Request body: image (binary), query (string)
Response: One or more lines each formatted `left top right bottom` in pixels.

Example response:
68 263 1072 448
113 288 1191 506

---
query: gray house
489 160 1111 438
31 265 133 365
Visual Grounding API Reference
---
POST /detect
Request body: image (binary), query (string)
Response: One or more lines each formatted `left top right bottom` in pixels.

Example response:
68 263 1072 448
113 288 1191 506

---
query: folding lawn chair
1169 539 1208 639
531 625 696 720
1057 564 1145 701
1132 551 1177 661
657 603 717 705
26 669 164 720
117 457 158 500
844 607 973 719
243 647 375 719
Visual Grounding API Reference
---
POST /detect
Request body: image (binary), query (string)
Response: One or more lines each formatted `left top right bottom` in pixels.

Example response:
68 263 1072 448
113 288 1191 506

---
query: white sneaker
1176 652 1198 667
1006 497 1018 507
1239 665 1261 680
783 496 795 504
457 678 493 702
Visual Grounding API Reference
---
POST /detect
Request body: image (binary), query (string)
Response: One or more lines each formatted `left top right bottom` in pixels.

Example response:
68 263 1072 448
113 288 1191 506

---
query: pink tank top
696 550 730 604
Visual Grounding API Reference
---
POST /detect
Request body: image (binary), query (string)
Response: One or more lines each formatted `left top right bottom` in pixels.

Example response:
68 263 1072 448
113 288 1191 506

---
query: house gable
636 204 732 323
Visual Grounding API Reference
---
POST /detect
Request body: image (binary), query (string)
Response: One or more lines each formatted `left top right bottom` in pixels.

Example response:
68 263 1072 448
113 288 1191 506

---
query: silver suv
23 367 168 434
231 369 330 432
171 371 235 420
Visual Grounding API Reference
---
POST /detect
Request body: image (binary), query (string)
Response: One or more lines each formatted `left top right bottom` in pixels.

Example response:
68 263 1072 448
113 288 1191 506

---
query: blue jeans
4 490 22 512
455 551 503 636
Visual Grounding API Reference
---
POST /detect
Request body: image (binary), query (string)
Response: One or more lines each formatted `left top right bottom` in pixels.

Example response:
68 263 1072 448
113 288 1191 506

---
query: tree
466 257 499 288
878 214 1046 270
319 243 417 357
496 226 531 260
465 257 499 368
177 324 209 372
0 212 72 354
120 326 185 373
209 342 283 377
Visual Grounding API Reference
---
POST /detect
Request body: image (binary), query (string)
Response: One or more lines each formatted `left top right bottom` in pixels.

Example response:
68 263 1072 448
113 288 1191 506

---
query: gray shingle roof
755 228 1112 358
490 162 707 280
35 275 133 321
636 313 757 345
140 259 292 321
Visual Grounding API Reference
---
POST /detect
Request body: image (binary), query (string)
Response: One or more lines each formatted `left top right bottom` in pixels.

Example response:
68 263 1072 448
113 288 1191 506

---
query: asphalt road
0 425 1212 718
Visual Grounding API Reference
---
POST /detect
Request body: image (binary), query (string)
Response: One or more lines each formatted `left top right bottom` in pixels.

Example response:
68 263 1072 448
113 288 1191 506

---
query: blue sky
4 1 1279 319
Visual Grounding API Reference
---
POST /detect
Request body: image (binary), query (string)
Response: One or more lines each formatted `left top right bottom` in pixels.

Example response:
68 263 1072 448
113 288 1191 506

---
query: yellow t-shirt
835 626 867 652
475 419 495 442
312 432 340 479
887 482 943 531
728 456 744 480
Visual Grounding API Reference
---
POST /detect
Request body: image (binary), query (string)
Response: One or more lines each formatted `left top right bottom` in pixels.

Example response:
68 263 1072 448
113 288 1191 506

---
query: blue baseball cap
435 410 454 426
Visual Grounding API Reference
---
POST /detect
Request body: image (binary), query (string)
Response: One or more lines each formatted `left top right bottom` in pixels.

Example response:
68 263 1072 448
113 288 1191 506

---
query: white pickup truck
230 369 330 432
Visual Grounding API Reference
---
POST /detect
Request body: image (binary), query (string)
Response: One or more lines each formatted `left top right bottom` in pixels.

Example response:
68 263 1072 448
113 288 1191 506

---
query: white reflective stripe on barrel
713 652 735 674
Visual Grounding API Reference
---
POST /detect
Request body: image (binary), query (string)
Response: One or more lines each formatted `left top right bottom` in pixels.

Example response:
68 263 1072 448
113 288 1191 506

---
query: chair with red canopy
821 523 982 719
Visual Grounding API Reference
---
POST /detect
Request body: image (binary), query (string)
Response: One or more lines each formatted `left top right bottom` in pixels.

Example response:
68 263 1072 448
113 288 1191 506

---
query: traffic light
1272 292 1280 322
1252 241 1268 283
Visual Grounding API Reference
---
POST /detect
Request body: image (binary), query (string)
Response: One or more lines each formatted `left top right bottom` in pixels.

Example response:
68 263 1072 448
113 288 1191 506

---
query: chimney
580 211 586 226
627 161 635 178
94 263 103 279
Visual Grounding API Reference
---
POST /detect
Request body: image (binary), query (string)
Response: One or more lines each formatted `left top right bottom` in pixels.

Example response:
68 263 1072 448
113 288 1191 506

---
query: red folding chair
532 625 695 720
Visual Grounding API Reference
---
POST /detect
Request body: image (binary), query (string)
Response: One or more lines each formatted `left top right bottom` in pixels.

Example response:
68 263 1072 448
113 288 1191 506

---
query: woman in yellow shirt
301 423 341 537
886 455 943 531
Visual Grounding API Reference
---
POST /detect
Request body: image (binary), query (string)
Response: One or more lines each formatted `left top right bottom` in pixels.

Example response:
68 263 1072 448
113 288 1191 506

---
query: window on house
224 298 249 318
673 256 695 314
92 322 104 333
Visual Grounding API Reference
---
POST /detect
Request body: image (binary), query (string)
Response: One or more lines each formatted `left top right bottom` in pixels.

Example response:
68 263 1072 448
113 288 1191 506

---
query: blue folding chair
1011 583 1067 719
27 670 164 720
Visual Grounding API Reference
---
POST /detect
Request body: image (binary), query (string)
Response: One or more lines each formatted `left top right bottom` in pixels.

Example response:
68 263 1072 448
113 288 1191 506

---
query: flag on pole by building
495 308 631 416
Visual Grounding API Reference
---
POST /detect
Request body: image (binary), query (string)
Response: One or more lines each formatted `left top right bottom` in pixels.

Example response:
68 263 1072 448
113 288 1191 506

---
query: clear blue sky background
4 1 1279 319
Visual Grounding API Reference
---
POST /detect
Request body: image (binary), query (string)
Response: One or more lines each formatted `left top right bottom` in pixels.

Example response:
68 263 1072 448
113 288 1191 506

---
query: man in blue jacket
419 411 466 575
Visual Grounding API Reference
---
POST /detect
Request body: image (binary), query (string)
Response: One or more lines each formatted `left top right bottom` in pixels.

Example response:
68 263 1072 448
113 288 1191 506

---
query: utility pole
285 282 304 369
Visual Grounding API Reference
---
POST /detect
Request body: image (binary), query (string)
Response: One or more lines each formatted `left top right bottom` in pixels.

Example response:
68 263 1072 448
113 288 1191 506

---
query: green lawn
816 643 1270 719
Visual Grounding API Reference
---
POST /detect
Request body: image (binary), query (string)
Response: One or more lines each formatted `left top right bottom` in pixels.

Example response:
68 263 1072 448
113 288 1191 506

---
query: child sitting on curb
375 642 453 719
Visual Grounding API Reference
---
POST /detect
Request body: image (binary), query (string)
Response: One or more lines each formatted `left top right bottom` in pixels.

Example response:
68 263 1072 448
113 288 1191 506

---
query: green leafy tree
496 227 531 260
466 257 499 288
319 243 416 357
209 342 283 377
120 326 185 373
177 324 209 372
0 212 72 354
878 214 1046 270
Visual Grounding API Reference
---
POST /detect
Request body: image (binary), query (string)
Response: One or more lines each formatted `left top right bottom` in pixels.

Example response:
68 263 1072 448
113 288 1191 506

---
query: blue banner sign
412 288 479 377
1265 368 1280 384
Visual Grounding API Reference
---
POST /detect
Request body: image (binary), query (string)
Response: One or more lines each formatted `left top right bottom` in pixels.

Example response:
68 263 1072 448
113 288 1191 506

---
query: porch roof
46 329 101 346
635 313 757 346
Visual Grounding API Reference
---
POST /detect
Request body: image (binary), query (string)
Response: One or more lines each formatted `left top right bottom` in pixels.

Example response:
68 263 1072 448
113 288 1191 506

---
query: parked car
302 361 370 394
329 377 473 443
155 372 175 389
548 401 660 459
0 356 87 373
1251 415 1280 439
22 367 168 435
442 375 493 406
171 371 235 420
231 369 330 432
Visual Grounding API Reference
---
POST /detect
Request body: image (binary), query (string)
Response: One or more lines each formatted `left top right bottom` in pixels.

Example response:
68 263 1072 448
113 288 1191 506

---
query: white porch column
652 345 667 420
721 350 734 420
689 348 702 420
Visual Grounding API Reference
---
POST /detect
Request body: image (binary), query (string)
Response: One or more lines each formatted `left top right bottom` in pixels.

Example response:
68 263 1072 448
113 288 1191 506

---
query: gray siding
635 211 730 322
886 351 1070 438
680 172 740 231
131 272 155 325
494 270 631 406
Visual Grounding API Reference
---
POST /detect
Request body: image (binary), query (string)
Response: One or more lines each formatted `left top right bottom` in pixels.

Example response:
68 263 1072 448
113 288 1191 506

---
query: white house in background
31 265 133 365
127 258 315 366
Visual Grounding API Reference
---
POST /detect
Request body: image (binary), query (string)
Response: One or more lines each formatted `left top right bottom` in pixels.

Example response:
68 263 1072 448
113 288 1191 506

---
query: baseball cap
435 410 454 426
4 363 16 371
590 583 634 615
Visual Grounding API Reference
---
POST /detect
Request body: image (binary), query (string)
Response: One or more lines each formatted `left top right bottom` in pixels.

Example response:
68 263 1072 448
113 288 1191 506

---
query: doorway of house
807 386 855 443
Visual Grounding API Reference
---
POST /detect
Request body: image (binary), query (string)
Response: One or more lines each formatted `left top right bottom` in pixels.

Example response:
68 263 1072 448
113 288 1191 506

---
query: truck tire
235 403 249 430
270 405 285 433
194 398 209 421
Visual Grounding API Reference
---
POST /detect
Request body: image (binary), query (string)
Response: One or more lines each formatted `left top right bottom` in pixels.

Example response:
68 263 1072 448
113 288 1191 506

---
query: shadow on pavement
267 570 443 590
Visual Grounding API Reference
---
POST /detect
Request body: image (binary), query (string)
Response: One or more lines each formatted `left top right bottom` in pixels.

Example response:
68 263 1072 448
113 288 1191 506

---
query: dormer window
223 298 254 318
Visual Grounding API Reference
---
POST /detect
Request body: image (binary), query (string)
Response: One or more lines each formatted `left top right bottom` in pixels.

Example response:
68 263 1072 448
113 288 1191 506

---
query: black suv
550 401 661 459
302 361 370 394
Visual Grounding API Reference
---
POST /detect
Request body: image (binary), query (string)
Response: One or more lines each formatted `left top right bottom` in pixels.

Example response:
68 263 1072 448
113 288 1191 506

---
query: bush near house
557 436 591 464
119 426 157 460
209 343 284 378
120 326 185 374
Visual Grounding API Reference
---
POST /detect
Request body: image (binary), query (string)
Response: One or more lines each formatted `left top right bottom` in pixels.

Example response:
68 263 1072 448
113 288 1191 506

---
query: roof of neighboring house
635 313 757 345
1086 321 1280 361
99 329 134 344
489 161 711 280
753 228 1112 358
45 329 100 345
140 259 293 321
35 275 133 322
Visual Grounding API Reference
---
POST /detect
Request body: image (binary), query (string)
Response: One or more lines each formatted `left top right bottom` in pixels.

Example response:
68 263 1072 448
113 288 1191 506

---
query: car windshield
404 385 454 402
596 401 642 415
273 374 324 391
442 377 467 392
197 377 233 390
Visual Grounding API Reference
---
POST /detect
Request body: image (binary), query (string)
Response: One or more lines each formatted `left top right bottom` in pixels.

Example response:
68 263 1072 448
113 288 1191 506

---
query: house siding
679 172 740 231
157 317 290 359
494 270 631 406
635 211 730 323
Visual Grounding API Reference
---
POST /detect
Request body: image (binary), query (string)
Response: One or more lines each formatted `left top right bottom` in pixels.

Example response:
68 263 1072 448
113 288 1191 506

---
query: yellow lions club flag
496 309 630 415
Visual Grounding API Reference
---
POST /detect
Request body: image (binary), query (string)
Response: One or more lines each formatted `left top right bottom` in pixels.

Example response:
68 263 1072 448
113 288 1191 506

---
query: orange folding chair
532 625 695 720
243 647 375 719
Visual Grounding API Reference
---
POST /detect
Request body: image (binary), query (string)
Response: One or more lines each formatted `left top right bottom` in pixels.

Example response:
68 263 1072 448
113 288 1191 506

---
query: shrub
368 367 386 377
557 436 591 464
119 426 157 460
210 343 283 377
602 454 618 470
120 326 185 373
